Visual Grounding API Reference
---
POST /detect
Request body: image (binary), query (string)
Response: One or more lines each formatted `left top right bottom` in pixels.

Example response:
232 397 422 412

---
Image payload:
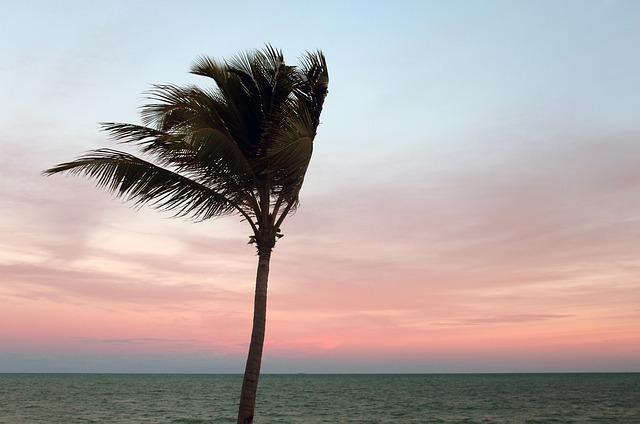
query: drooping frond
100 121 255 195
43 149 247 221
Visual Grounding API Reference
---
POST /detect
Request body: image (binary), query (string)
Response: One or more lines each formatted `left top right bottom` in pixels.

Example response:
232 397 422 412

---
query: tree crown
45 46 329 249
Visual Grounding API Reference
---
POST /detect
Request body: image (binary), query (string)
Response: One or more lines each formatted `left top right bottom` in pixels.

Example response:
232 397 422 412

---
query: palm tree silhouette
44 45 329 424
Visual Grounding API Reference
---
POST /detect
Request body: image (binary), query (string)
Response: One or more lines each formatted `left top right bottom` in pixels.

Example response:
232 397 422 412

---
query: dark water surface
0 373 638 423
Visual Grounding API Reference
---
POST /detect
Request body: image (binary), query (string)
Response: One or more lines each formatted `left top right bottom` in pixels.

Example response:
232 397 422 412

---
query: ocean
0 373 638 423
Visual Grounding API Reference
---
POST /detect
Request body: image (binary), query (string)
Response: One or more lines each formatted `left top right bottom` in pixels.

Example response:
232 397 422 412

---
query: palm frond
297 51 329 129
101 121 255 186
43 149 247 221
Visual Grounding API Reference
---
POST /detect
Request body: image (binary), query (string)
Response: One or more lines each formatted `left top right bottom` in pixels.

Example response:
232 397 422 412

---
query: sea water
0 373 638 423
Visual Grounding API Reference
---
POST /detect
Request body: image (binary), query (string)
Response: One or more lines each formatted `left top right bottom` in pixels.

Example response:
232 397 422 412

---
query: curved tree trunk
237 247 272 424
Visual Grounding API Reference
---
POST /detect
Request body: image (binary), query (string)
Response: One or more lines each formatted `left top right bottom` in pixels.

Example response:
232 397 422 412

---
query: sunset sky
1 0 639 373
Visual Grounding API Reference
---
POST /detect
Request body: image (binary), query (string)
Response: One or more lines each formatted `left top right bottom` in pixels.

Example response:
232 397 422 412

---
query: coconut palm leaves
45 45 328 248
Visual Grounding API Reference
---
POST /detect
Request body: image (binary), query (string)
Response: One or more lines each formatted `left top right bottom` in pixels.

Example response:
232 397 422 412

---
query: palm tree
44 45 328 424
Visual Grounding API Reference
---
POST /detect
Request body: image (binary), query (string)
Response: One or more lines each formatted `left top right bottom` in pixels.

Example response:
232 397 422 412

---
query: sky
1 0 639 373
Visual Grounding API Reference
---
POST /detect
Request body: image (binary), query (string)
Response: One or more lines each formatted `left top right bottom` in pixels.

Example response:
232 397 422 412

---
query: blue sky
1 1 640 373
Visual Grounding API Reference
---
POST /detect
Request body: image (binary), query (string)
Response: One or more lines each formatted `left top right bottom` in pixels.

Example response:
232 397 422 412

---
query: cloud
434 314 574 326
76 337 210 349
284 125 640 277
0 261 246 306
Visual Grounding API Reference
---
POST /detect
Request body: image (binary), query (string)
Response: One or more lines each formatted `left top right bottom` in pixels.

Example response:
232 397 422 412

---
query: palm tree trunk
237 247 272 424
